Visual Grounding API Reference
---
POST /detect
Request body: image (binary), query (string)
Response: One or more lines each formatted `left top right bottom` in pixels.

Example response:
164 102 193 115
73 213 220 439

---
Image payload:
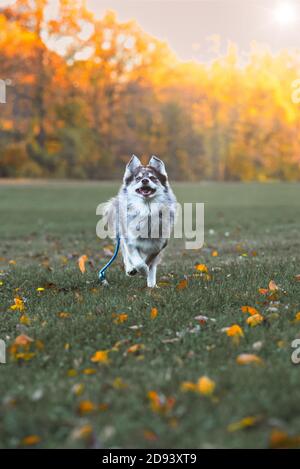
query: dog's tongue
141 187 151 195
140 187 152 196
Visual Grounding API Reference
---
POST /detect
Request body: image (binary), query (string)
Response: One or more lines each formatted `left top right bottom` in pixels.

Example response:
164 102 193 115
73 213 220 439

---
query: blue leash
98 236 120 283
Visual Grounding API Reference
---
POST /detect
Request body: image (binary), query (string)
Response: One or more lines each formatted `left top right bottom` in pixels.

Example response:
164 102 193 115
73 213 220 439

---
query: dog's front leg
123 242 149 276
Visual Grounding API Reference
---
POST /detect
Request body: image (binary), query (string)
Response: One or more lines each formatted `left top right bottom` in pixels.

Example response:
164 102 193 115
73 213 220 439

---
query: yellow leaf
58 311 71 318
67 369 78 377
78 255 88 274
21 435 41 446
150 307 158 319
181 381 197 392
90 350 110 364
20 315 30 325
112 377 128 389
197 376 216 395
227 416 262 432
36 287 45 292
236 353 263 365
10 297 25 312
246 313 264 327
82 368 97 375
293 312 300 322
211 250 218 257
195 263 208 272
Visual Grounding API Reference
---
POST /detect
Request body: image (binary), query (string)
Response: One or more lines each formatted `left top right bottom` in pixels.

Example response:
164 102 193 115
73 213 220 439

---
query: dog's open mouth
136 186 156 197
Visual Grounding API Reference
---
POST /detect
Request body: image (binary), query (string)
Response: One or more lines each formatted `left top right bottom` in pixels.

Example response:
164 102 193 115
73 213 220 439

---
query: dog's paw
126 268 137 276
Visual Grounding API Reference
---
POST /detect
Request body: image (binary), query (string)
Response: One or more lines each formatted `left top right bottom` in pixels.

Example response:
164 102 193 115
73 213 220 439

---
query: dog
104 155 177 288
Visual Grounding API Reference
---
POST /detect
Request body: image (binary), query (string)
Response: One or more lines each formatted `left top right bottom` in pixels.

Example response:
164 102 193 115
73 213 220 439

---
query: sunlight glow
273 2 297 26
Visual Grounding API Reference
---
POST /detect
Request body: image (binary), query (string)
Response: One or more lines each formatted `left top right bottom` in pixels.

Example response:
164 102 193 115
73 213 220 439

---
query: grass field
0 181 300 449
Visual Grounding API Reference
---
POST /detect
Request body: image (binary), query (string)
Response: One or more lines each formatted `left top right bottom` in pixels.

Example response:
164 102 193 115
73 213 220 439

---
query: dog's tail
102 197 119 240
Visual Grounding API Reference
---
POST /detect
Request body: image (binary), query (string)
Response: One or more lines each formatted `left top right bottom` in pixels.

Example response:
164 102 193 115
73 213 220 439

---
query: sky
1 0 300 61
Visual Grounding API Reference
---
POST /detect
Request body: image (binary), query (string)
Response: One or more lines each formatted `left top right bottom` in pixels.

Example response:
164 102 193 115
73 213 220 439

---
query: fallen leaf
197 376 216 395
10 297 25 312
227 416 262 432
269 280 279 291
211 250 218 257
14 334 33 346
150 307 158 319
82 368 97 375
246 313 264 327
21 435 41 446
241 306 260 316
58 311 71 318
236 353 263 365
20 315 30 325
78 255 88 274
269 429 300 449
71 424 93 441
126 344 145 354
113 313 128 324
147 391 175 414
226 324 244 344
112 377 128 389
90 350 110 364
195 264 208 272
78 400 96 415
176 279 188 290
143 430 158 441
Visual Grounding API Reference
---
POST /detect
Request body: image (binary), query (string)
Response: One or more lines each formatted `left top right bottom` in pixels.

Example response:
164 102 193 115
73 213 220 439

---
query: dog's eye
150 176 157 182
136 176 142 182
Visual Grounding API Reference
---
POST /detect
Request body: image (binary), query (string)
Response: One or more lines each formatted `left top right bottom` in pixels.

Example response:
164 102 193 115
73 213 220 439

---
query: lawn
0 181 300 449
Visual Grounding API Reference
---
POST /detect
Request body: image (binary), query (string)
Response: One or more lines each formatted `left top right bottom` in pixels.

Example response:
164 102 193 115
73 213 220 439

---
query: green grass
0 181 300 449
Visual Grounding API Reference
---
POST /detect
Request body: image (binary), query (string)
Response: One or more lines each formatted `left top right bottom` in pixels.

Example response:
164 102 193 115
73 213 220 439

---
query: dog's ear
149 155 167 177
124 154 141 182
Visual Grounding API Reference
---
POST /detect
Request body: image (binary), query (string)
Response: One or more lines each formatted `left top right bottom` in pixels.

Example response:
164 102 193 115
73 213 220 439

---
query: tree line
0 0 300 181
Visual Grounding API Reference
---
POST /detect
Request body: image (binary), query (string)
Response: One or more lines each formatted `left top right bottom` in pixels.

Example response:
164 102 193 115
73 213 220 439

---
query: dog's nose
142 178 149 185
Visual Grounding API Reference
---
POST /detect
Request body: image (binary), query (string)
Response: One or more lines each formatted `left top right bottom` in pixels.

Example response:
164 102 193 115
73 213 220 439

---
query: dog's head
123 155 168 200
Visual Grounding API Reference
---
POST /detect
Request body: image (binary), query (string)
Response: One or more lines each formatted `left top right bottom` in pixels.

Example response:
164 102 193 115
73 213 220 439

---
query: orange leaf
78 400 96 414
177 279 188 290
90 350 110 364
78 255 88 273
195 263 208 272
269 429 300 449
150 307 158 319
236 353 263 365
21 435 41 446
241 305 260 316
